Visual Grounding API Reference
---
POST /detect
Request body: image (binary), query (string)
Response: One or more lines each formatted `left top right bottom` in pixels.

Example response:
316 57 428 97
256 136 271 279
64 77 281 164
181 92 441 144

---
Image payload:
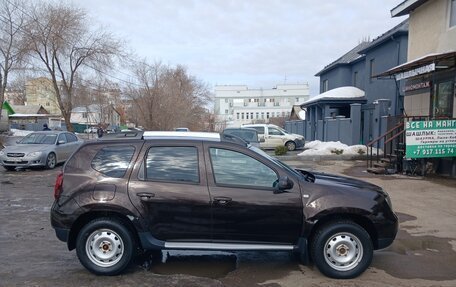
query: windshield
19 133 57 144
249 145 303 178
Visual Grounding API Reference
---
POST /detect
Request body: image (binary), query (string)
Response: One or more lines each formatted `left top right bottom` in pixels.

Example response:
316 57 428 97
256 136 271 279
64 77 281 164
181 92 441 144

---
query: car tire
45 153 56 169
285 141 296 151
311 220 373 279
76 217 135 276
4 166 16 171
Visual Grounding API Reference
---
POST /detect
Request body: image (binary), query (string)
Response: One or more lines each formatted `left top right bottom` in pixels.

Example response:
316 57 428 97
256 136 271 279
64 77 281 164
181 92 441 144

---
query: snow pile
298 140 368 156
10 129 34 137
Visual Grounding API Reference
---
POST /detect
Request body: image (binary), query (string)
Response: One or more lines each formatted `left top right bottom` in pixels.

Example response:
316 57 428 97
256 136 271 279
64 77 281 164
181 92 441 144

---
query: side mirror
275 176 294 193
57 140 66 145
259 138 265 143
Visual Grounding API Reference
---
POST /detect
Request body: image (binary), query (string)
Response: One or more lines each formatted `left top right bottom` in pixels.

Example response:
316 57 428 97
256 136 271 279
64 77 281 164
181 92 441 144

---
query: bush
275 145 288 156
330 148 344 155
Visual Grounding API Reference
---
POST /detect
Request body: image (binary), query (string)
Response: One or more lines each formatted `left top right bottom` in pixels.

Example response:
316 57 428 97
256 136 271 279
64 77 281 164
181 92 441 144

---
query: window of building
369 59 375 81
241 113 244 120
236 113 240 120
145 147 199 183
225 109 228 114
82 112 87 119
432 81 454 118
282 111 285 117
261 112 264 119
266 112 270 119
209 148 277 188
353 71 358 86
91 146 135 178
250 112 253 119
296 97 299 102
225 98 228 103
246 113 249 120
256 112 259 119
323 80 329 92
451 0 456 27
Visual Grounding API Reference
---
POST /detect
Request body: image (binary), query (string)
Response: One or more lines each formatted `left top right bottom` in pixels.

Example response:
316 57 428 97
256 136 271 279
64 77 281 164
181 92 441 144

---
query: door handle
213 196 232 205
137 192 155 201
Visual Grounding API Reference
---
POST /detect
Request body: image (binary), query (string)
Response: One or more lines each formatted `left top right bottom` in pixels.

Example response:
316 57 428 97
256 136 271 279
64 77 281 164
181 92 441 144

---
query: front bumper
0 153 47 168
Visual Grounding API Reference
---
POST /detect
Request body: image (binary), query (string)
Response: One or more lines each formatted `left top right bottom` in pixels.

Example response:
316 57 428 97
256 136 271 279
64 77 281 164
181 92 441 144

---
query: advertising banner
405 120 456 158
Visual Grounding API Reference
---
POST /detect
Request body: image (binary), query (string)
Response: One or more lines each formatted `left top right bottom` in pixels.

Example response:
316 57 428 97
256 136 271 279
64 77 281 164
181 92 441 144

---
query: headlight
27 151 42 157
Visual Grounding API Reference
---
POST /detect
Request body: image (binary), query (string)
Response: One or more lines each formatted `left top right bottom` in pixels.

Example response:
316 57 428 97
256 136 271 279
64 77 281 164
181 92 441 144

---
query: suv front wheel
76 218 135 275
311 220 373 279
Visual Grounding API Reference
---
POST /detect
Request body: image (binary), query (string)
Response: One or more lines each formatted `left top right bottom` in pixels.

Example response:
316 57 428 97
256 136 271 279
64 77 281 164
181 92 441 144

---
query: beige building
25 77 62 115
379 0 456 118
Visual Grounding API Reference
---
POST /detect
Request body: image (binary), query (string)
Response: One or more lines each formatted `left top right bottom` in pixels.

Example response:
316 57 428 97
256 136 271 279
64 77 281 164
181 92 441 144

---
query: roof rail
98 131 144 140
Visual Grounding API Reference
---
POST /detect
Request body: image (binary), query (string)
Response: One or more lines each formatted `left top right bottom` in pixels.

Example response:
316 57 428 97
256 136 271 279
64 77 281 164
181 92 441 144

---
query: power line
0 0 145 88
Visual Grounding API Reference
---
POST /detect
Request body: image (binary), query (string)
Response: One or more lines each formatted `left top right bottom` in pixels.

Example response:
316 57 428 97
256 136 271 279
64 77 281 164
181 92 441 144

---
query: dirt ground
0 159 455 287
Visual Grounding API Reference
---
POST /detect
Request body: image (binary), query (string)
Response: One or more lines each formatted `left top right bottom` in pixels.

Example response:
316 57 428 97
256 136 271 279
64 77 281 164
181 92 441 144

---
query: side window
252 126 265 134
145 146 199 183
65 133 78 142
58 134 67 144
269 128 284 136
209 148 278 188
91 145 135 178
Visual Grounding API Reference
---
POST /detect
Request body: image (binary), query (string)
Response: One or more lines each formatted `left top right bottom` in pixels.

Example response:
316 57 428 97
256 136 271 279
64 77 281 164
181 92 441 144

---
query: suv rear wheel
311 220 373 279
76 218 135 275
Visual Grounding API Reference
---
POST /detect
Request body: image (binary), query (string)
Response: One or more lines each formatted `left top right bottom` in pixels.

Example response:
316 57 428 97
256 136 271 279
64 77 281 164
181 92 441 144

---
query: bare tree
0 0 28 119
23 2 122 131
124 60 211 131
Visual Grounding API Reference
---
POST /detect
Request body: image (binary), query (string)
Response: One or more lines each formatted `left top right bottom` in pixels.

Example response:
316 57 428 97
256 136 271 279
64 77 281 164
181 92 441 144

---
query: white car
242 124 305 151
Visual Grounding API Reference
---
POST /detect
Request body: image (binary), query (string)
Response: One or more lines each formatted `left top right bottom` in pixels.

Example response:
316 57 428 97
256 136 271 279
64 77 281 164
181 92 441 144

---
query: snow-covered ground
9 129 34 137
298 140 370 156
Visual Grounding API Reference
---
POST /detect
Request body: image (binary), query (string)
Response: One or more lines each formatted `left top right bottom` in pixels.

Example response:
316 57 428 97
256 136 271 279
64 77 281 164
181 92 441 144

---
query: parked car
174 127 190 132
0 131 83 170
84 127 98 133
222 127 261 147
50 131 397 278
242 124 304 151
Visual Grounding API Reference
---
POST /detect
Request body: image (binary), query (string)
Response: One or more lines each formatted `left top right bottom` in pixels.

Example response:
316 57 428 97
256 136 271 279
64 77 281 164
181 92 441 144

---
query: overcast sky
73 0 407 96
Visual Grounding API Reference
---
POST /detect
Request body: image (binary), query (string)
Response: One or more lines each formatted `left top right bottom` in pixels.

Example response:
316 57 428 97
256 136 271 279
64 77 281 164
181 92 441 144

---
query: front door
128 142 211 241
204 144 303 244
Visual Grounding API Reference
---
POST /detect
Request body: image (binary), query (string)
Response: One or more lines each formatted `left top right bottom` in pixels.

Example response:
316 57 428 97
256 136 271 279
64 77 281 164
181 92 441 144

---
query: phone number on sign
413 148 455 156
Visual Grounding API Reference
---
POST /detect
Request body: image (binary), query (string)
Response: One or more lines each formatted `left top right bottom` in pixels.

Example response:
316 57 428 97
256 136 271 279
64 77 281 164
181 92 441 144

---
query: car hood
2 144 51 153
297 169 385 195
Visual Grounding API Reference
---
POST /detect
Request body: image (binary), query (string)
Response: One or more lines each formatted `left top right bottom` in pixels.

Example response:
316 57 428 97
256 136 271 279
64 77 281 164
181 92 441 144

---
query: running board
163 242 294 251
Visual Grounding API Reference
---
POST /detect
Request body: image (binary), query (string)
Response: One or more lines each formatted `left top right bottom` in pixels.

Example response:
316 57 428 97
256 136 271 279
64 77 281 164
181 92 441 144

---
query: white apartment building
214 84 310 128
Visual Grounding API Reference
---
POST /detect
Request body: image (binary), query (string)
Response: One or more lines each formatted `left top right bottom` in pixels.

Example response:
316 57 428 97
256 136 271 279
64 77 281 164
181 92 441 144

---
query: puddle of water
149 251 237 279
373 213 456 281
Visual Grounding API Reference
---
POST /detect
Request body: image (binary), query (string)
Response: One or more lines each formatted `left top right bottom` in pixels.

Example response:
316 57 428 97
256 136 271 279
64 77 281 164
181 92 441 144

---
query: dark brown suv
51 131 397 279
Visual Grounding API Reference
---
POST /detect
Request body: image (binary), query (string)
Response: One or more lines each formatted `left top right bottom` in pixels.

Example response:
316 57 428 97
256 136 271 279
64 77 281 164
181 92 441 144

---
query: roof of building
315 42 370 76
375 50 456 78
301 86 366 107
391 0 428 17
358 19 409 54
11 104 49 115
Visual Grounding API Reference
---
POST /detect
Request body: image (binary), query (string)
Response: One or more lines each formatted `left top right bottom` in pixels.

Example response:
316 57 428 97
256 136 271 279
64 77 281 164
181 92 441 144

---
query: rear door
204 143 303 244
128 141 212 241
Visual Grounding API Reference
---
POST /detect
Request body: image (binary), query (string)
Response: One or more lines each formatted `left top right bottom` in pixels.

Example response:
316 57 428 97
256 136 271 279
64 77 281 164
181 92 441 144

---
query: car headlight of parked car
27 151 43 157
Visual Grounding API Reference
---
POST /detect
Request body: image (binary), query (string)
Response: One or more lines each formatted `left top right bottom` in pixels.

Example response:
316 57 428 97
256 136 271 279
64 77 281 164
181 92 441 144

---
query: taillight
54 171 64 200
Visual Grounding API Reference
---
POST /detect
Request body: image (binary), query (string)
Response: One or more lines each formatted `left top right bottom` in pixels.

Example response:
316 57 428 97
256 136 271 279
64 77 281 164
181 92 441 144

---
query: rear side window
145 146 199 183
65 133 78 142
91 145 135 178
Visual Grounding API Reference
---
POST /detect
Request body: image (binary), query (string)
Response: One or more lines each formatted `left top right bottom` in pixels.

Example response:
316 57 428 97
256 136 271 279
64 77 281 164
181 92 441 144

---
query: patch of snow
302 86 365 106
298 140 368 156
10 129 34 137
298 110 306 120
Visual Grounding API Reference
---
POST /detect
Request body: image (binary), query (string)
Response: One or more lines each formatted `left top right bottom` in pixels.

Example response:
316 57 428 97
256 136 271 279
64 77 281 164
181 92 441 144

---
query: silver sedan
0 131 83 170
